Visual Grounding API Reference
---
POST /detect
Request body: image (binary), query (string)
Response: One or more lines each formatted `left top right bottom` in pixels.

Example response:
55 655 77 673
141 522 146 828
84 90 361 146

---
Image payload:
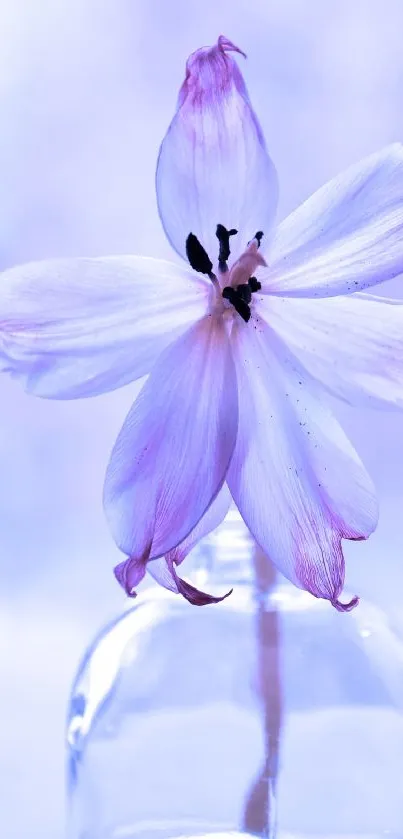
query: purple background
0 2 403 837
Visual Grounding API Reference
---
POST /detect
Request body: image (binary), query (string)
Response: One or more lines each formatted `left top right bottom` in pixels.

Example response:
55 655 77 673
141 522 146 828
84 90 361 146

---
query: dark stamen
254 231 264 247
222 286 251 322
186 233 214 277
216 224 238 271
236 283 252 304
249 276 262 293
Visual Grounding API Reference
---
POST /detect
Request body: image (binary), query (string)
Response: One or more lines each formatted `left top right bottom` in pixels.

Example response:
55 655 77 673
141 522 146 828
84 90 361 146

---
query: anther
254 231 264 247
186 233 214 278
222 286 251 322
236 283 252 304
248 276 262 293
216 224 238 271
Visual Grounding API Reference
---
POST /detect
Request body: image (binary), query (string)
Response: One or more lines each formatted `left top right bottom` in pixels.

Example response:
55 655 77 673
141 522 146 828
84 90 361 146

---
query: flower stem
242 546 283 838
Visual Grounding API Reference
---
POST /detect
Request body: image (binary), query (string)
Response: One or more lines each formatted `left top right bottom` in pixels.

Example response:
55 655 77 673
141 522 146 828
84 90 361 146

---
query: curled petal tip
177 577 233 606
147 554 234 606
217 35 247 59
114 556 146 597
181 34 249 106
332 594 360 612
113 559 129 590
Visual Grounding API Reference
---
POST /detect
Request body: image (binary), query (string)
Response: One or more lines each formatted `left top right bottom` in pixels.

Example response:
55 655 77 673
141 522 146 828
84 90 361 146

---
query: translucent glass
66 513 403 839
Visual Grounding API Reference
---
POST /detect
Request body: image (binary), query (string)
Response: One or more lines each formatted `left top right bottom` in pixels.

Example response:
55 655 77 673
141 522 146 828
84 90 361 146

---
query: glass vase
66 511 403 839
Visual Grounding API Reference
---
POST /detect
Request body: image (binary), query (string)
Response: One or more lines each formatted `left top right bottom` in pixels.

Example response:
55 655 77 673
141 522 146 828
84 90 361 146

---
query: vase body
66 514 403 839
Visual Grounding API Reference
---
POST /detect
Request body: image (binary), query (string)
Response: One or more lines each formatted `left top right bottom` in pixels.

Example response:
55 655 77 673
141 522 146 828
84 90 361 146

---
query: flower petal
104 315 238 567
156 36 278 264
147 556 232 606
227 316 378 609
265 144 403 298
113 555 147 596
0 256 209 398
113 486 232 605
261 292 403 410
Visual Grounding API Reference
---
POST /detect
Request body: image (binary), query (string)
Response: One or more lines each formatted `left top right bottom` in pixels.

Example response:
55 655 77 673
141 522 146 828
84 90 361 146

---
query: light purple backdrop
1 2 403 837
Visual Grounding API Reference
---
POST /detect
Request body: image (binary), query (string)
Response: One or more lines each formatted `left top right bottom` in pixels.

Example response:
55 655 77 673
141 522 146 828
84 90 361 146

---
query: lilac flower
2 36 403 609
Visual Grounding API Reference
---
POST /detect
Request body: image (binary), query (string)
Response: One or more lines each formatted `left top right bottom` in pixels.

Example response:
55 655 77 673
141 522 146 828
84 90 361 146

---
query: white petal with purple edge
227 316 378 609
261 292 403 410
156 36 278 264
0 256 209 397
264 144 403 298
104 315 238 569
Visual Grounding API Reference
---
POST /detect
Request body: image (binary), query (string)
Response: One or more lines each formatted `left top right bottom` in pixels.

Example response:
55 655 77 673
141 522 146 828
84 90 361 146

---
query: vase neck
188 506 285 601
189 507 254 587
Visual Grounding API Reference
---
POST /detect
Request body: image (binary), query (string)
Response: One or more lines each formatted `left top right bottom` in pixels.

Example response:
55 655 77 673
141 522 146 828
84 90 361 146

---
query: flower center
185 224 263 323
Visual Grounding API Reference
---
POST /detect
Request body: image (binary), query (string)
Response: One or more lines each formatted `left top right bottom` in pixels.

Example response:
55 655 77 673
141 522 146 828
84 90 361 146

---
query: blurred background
1 1 403 836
